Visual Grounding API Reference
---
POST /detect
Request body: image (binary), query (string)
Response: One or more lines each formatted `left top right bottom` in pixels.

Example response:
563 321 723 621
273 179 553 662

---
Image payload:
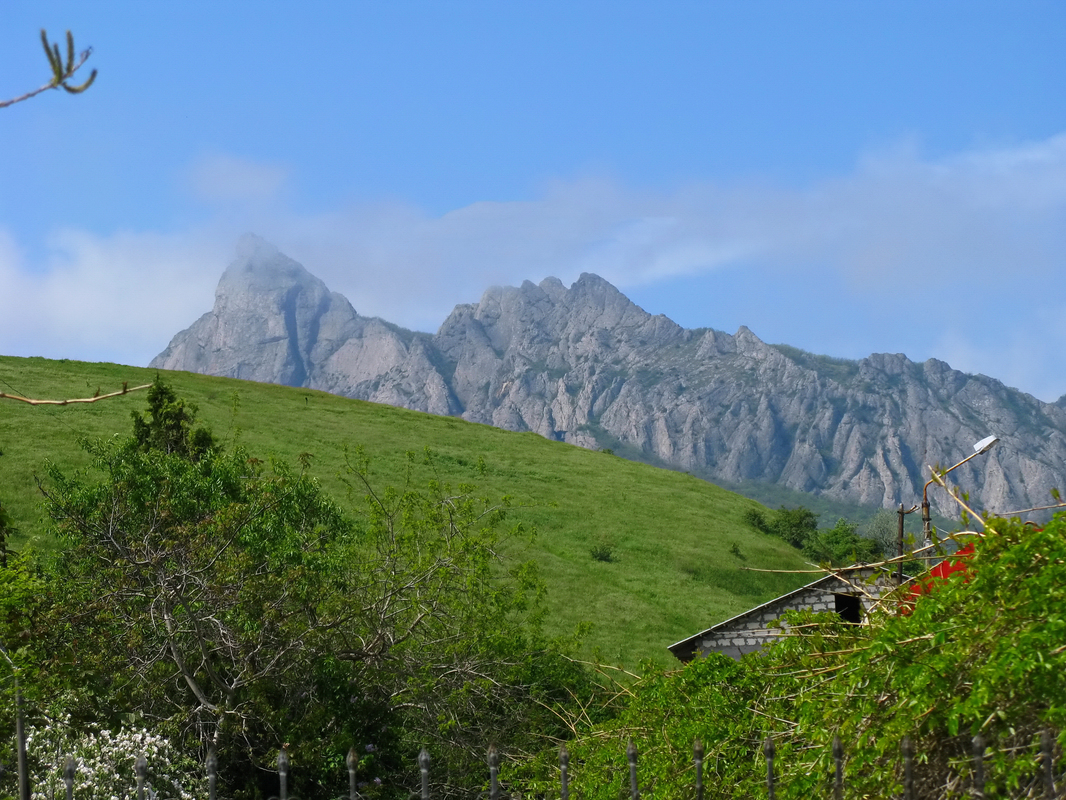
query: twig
0 29 97 110
0 382 151 406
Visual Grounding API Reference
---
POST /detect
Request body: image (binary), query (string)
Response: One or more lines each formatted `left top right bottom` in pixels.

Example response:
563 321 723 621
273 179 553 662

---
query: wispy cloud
3 133 1065 400
186 153 290 206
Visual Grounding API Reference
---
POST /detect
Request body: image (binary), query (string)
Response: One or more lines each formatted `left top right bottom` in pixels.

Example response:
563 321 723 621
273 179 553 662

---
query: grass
0 356 816 669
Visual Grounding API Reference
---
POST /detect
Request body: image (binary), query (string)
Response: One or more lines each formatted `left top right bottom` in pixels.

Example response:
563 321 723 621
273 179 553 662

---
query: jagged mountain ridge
152 235 1066 517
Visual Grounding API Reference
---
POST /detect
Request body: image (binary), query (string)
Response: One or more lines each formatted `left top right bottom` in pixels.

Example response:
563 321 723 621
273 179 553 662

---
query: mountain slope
153 236 1066 518
0 355 814 667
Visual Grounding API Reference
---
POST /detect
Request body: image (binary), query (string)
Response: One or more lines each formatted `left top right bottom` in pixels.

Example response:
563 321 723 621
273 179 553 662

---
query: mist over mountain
152 235 1066 517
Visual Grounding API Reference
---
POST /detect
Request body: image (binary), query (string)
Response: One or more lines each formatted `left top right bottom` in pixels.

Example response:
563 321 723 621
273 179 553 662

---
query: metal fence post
972 734 985 799
763 737 775 800
278 746 290 800
693 739 704 800
832 735 843 800
135 753 147 800
488 745 500 800
347 747 358 800
559 745 570 800
14 679 28 800
63 757 75 800
418 748 431 800
902 736 914 800
206 747 217 800
627 740 640 800
1043 729 1057 799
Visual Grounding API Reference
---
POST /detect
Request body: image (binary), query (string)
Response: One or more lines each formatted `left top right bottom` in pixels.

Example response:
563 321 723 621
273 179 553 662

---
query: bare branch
0 382 151 405
0 29 97 110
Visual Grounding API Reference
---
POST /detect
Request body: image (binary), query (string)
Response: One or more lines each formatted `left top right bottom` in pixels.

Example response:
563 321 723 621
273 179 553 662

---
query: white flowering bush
24 716 206 800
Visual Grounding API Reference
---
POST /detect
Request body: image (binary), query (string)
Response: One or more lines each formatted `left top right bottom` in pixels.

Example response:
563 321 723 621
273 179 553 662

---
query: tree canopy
4 380 593 799
517 513 1066 798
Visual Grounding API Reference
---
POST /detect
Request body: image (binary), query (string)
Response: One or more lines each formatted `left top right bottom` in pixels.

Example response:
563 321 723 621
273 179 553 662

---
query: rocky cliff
153 235 1066 517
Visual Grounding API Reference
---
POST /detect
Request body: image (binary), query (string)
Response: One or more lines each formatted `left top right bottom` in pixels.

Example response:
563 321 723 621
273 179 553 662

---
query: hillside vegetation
0 355 814 667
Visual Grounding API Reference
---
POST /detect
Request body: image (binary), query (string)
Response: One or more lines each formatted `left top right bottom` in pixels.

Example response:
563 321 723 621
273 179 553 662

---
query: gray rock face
154 237 1066 517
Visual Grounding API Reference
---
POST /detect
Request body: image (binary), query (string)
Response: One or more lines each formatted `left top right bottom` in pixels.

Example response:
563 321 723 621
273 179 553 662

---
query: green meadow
0 355 815 668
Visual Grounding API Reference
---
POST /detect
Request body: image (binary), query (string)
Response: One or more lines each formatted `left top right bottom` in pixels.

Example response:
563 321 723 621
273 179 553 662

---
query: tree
0 30 96 110
768 506 819 548
801 517 882 566
863 507 900 559
516 513 1066 799
29 381 589 798
130 379 214 459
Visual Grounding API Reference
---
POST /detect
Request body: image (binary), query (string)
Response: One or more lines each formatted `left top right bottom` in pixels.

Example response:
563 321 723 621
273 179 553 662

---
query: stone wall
694 569 897 660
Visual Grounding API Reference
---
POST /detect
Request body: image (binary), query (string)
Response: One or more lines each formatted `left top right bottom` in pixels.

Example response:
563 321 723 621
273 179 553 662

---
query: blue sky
2 2 1066 400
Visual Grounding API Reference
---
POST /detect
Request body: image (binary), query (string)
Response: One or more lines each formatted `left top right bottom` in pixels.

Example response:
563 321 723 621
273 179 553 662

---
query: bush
21 716 205 800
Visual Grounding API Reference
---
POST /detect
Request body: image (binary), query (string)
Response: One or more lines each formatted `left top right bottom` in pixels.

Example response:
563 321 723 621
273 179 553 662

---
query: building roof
667 565 905 662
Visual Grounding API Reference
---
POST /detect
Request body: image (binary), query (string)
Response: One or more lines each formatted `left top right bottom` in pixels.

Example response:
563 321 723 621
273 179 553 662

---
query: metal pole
206 747 217 800
559 745 569 800
832 735 843 800
278 746 289 800
763 737 775 800
14 677 28 800
626 740 639 800
135 753 147 800
898 503 906 585
418 748 430 800
488 745 500 800
347 747 358 800
693 739 704 800
63 757 75 800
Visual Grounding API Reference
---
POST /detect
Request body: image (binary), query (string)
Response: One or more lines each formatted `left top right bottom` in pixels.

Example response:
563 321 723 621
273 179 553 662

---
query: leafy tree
130 378 215 459
23 381 591 799
863 507 900 558
767 506 819 548
801 517 881 566
516 513 1066 799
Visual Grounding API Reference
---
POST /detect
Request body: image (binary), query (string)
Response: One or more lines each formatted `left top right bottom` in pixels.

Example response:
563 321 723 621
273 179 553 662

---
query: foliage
768 506 819 548
0 356 815 668
23 381 597 798
863 507 900 558
22 716 205 800
0 499 14 567
130 378 215 459
747 507 879 567
0 30 96 110
801 517 881 566
515 514 1066 798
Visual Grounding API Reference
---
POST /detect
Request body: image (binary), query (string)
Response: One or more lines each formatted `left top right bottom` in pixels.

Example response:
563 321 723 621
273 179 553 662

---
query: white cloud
0 225 227 366
186 153 290 205
3 132 1065 401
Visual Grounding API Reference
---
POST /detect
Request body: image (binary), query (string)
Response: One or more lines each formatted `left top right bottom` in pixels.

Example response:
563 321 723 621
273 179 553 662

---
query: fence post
559 745 570 800
278 746 290 800
972 734 985 799
14 679 28 800
832 735 843 800
902 736 914 800
627 740 640 800
135 753 147 800
763 737 775 800
488 745 500 800
63 757 75 800
1042 729 1057 799
418 748 431 800
207 747 217 800
693 739 704 800
347 747 358 800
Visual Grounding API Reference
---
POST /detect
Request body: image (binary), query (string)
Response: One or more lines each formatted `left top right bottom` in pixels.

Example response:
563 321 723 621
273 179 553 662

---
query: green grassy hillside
0 355 816 668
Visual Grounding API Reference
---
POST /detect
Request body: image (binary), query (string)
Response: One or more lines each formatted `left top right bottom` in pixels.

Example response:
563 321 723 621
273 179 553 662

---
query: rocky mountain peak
154 238 1066 520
